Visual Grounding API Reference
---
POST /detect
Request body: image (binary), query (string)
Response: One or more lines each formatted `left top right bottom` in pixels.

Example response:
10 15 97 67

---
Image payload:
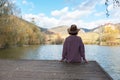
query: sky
14 0 120 29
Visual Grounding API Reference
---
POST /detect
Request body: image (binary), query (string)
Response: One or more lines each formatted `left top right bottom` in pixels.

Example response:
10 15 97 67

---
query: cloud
94 12 105 17
22 13 94 29
99 0 107 5
22 0 120 29
23 14 58 28
107 2 120 18
76 0 98 10
51 7 69 17
21 0 35 11
22 12 120 29
51 1 94 20
22 0 27 4
12 0 17 3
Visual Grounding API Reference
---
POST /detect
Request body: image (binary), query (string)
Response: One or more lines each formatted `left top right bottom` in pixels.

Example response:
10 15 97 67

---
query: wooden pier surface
0 60 113 80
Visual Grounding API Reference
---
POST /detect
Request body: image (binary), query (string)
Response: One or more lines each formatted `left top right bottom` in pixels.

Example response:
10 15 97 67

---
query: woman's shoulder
76 36 82 39
65 36 71 40
66 35 81 40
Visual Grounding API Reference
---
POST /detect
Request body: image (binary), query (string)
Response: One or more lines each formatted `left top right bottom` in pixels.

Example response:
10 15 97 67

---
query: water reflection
37 45 62 60
85 45 120 80
0 45 120 79
0 45 40 59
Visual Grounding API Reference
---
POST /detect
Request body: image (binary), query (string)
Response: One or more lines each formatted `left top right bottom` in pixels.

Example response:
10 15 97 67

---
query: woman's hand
59 59 64 62
84 59 88 63
82 58 88 63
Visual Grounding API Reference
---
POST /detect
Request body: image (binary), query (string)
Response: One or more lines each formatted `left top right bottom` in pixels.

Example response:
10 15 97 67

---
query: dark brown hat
67 24 80 34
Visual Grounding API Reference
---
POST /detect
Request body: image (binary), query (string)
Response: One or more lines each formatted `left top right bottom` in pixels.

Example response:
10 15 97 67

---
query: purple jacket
62 35 85 63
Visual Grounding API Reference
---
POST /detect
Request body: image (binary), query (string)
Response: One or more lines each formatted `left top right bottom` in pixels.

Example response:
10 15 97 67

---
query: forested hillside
0 15 45 48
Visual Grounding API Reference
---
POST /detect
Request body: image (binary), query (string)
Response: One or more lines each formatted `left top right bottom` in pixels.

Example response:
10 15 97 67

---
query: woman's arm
61 39 67 61
79 37 88 63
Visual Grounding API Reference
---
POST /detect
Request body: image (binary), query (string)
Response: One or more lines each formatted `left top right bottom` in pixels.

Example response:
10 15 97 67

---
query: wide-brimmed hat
67 24 80 34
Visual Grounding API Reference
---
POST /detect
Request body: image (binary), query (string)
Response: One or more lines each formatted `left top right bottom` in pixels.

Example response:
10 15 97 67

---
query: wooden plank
0 60 113 80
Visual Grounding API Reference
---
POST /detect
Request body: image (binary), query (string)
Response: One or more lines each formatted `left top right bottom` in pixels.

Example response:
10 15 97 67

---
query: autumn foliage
102 24 120 42
0 15 45 48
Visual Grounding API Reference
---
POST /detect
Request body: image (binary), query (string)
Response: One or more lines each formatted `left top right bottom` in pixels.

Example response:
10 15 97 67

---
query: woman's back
60 24 87 63
62 35 84 63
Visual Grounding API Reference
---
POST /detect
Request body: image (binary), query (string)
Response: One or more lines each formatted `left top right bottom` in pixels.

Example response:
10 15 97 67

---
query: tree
105 0 120 17
0 0 21 16
102 24 120 42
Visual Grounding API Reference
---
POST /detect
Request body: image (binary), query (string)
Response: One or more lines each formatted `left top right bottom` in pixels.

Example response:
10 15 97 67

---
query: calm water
0 45 120 80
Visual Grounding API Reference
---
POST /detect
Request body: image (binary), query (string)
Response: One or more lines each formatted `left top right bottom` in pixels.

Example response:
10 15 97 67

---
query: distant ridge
39 27 48 32
45 23 120 34
48 25 69 34
91 23 120 33
81 28 92 32
47 25 92 34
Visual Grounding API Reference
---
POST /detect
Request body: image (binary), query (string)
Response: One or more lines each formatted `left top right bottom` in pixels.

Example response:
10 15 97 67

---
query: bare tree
0 0 21 16
0 0 7 15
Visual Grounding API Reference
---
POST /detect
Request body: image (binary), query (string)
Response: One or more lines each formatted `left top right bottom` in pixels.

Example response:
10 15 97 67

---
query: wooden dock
0 60 113 80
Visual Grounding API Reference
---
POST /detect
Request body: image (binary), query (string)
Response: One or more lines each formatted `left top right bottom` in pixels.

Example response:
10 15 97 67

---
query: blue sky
15 0 120 29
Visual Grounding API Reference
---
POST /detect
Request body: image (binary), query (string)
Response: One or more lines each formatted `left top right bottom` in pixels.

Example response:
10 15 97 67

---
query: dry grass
45 32 99 44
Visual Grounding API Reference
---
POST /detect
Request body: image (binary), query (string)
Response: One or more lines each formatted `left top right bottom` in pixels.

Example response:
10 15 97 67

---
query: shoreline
1 43 120 49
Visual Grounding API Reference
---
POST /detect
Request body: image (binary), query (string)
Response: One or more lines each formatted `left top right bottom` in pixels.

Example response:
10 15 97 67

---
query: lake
0 45 120 80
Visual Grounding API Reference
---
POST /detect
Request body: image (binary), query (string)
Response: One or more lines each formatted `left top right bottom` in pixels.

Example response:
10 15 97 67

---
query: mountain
39 27 48 32
48 25 69 34
91 25 103 33
47 25 88 35
46 23 120 35
92 23 120 33
81 28 92 32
